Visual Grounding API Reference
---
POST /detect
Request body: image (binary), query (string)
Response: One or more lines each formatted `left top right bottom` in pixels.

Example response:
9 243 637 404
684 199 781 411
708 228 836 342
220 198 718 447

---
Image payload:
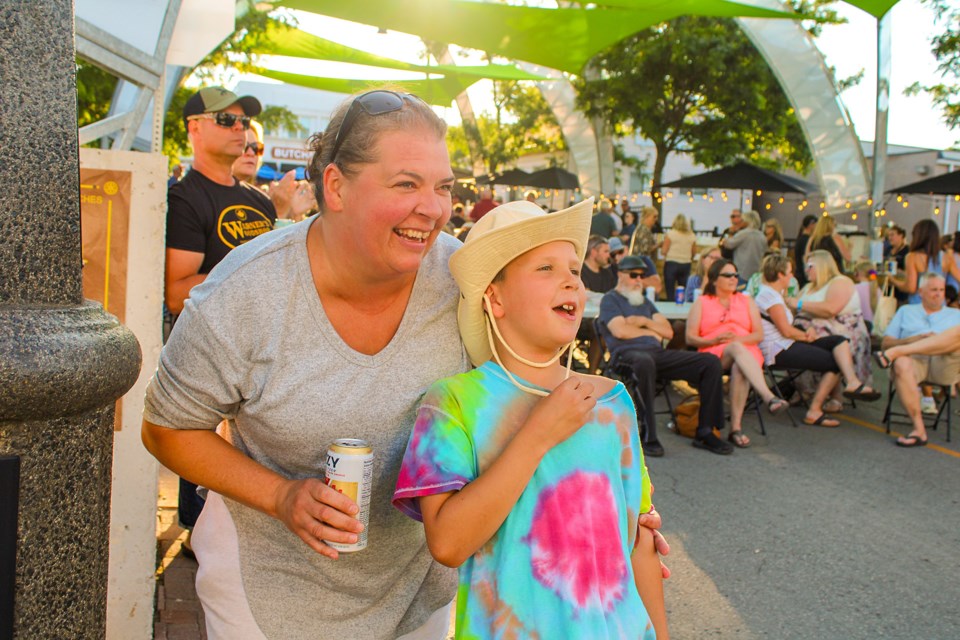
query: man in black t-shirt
166 86 276 316
165 86 276 539
884 224 910 304
581 235 617 293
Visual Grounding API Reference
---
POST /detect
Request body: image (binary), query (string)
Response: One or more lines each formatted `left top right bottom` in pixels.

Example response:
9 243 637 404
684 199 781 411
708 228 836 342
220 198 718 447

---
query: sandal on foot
843 382 882 402
873 350 893 369
727 430 751 448
766 397 789 415
895 434 928 447
822 399 844 414
803 413 840 428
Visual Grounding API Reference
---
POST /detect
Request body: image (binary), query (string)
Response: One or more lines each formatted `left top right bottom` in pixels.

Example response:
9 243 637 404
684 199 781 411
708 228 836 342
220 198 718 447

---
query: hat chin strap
482 294 575 397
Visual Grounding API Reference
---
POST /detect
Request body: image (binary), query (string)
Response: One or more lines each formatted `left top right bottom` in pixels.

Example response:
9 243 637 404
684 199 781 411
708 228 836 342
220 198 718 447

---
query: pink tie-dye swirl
525 470 627 613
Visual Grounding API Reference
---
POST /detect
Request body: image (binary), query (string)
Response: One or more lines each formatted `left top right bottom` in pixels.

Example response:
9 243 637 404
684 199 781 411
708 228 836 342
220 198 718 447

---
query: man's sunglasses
244 141 264 156
329 90 422 162
187 112 252 130
717 272 740 278
625 271 646 279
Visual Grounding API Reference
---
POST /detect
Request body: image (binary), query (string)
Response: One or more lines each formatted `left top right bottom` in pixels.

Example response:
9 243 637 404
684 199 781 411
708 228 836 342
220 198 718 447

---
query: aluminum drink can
645 286 656 302
675 285 685 304
886 259 897 276
323 439 374 552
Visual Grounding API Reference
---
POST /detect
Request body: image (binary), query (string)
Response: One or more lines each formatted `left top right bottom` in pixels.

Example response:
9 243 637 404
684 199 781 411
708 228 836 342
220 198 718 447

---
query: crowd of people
577 203 960 459
148 86 960 639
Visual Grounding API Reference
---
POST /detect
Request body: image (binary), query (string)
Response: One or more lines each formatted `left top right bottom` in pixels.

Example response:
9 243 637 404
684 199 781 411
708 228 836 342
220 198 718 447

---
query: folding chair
593 318 675 435
763 363 802 428
882 378 952 442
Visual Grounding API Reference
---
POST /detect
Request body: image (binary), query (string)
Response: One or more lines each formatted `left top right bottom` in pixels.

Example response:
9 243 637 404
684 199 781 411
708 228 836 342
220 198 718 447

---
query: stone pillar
0 2 142 638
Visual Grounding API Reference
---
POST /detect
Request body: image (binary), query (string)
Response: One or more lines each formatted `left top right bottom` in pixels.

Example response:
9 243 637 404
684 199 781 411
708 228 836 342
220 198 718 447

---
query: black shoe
642 439 665 458
692 432 734 455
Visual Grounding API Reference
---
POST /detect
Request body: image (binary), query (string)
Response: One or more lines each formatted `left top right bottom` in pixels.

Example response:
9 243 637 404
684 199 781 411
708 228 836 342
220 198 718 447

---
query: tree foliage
258 105 308 137
574 15 813 203
906 0 960 135
446 80 566 175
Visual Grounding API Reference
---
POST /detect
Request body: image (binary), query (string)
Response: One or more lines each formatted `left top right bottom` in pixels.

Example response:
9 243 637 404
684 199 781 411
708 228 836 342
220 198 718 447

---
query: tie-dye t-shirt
393 361 655 639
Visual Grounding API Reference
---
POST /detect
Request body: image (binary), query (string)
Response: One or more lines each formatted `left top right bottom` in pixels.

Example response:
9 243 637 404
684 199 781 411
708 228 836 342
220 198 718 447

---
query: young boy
393 199 668 639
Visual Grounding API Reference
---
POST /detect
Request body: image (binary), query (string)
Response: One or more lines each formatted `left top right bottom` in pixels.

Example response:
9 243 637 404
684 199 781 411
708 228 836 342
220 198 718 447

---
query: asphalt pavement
650 372 960 639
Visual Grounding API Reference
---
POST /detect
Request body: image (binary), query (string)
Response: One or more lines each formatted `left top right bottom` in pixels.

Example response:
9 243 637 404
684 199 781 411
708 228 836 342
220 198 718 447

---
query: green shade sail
253 19 546 81
841 1 901 18
251 67 477 106
278 0 794 75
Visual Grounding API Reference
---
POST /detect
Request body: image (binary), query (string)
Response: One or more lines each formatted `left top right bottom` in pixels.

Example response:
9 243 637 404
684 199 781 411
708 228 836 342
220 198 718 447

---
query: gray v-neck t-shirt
145 219 469 638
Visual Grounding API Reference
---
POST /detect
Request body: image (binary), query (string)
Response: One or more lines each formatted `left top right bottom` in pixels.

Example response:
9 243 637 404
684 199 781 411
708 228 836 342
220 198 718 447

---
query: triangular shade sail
841 1 901 18
888 169 960 196
253 19 546 82
279 0 793 75
657 161 818 194
251 67 476 106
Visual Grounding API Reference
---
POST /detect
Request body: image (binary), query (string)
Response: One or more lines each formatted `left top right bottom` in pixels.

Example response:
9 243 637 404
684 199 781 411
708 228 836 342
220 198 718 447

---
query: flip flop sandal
803 413 840 428
766 397 789 415
822 399 844 413
873 351 893 369
895 434 928 447
727 431 751 448
843 383 882 401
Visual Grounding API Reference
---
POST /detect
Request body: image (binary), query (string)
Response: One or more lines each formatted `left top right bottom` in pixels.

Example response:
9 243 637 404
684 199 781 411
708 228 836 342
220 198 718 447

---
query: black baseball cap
618 255 647 273
182 87 262 127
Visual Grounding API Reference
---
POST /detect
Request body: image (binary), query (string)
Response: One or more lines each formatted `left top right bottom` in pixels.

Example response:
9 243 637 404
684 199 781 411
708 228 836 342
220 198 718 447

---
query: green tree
906 0 960 135
76 61 117 129
575 16 811 205
258 105 308 138
449 80 565 175
573 7 839 206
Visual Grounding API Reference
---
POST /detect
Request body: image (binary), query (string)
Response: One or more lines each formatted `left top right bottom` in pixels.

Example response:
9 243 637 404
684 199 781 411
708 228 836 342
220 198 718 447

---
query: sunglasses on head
330 90 422 162
625 271 646 279
244 141 264 156
717 271 740 279
188 112 252 130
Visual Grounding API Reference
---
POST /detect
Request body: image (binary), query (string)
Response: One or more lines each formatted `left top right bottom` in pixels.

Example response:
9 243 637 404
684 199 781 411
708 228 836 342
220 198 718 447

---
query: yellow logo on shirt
217 205 273 248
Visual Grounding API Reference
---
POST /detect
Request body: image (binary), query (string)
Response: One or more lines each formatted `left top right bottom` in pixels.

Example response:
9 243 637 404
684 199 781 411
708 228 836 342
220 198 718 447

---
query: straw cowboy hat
449 197 594 367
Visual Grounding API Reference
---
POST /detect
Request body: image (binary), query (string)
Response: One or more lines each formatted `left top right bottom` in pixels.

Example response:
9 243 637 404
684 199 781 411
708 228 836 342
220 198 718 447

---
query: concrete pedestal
0 1 142 637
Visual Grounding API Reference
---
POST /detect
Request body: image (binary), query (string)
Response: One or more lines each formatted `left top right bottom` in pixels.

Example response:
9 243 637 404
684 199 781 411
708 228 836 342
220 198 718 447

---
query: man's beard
620 286 646 307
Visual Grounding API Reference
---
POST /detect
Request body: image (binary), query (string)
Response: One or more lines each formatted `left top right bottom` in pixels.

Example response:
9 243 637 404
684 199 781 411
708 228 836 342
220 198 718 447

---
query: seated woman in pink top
686 259 788 448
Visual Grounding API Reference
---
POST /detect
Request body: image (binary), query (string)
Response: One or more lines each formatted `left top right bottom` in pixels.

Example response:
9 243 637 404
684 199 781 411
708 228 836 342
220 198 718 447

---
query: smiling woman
141 89 468 639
